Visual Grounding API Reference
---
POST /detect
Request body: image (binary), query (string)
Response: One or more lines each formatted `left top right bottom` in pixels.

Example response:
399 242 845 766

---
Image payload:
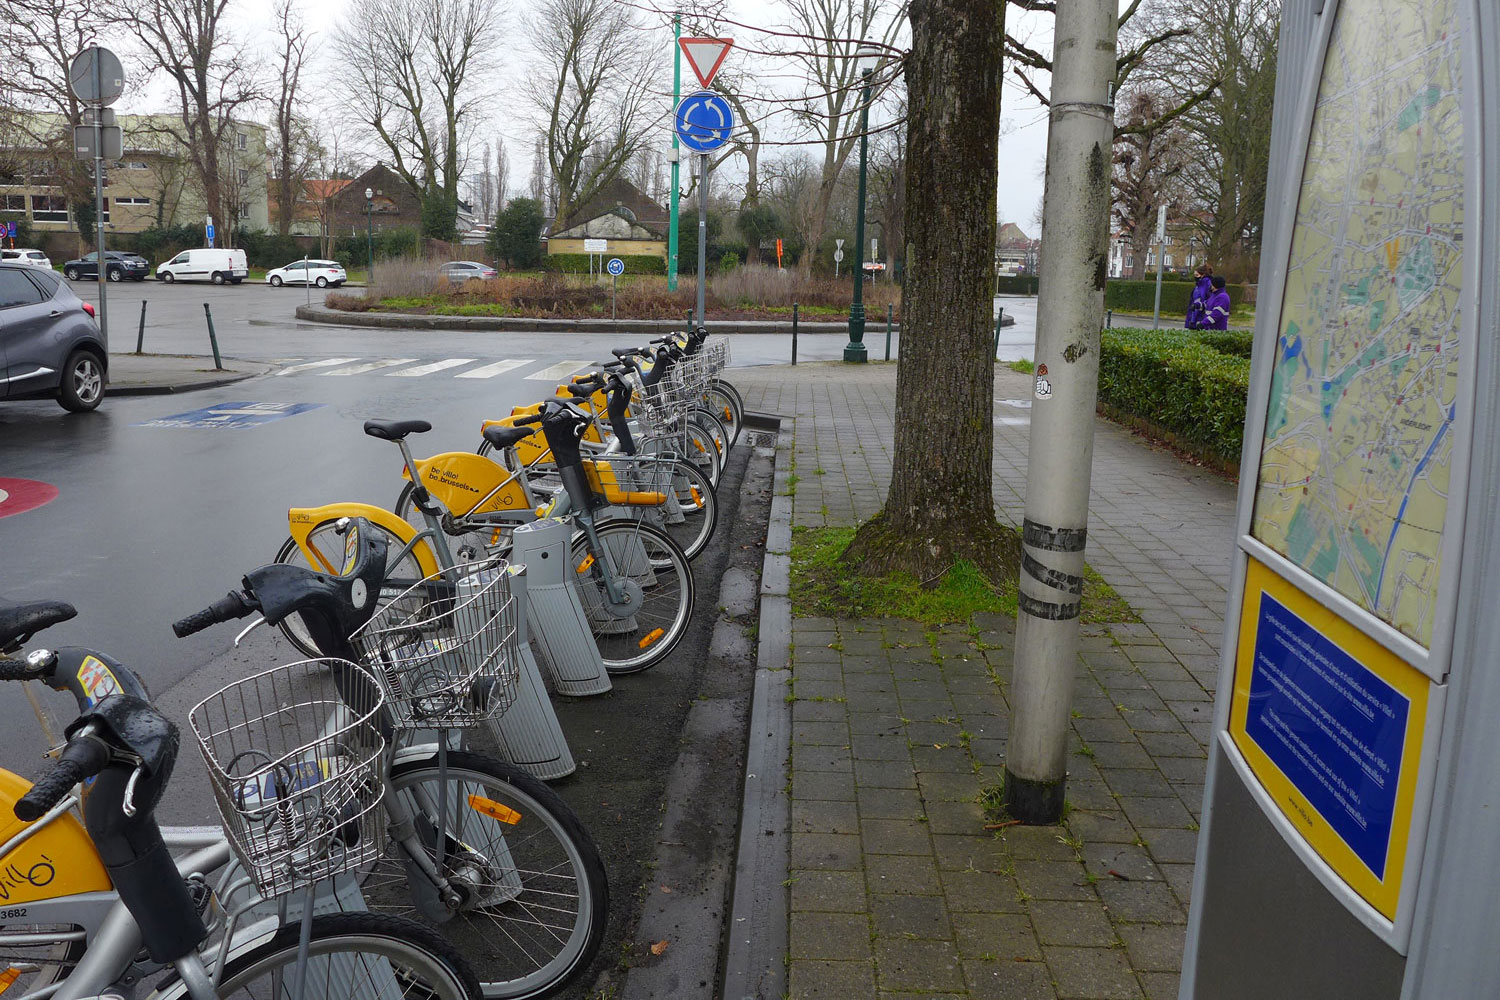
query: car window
0 251 15 260
26 252 43 261
24 269 60 295
0 269 44 308
170 254 187 264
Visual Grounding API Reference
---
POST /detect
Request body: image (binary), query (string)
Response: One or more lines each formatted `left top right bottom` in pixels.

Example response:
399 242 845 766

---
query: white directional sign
835 238 845 250
583 238 607 253
834 249 844 263
679 37 734 89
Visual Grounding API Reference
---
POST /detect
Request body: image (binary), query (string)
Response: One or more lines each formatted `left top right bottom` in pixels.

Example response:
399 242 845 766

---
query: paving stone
952 910 1042 961
794 720 851 746
794 682 848 703
849 712 905 734
1127 710 1188 734
1044 945 1143 999
863 818 934 856
940 868 1025 913
1074 717 1135 743
905 721 964 745
871 893 952 940
880 993 965 1000
1101 768 1177 798
791 832 863 871
788 958 876 999
1013 861 1098 902
790 869 868 913
844 672 898 693
964 958 1058 1000
911 745 977 773
792 799 860 835
857 786 924 820
1063 780 1119 811
931 833 1004 872
917 771 984 802
1089 741 1156 770
1159 863 1195 907
793 699 847 723
924 799 986 835
866 854 942 895
1083 843 1162 883
1118 795 1195 830
794 769 856 801
1152 680 1211 703
1139 971 1182 1000
873 938 965 992
998 825 1081 862
1111 688 1168 712
970 737 1008 765
1066 809 1136 845
850 731 914 761
793 662 844 683
1152 758 1209 786
901 698 961 720
855 759 920 789
1117 922 1186 971
794 745 853 772
1097 878 1187 923
1029 899 1119 947
843 689 902 712
789 911 872 960
1139 827 1198 865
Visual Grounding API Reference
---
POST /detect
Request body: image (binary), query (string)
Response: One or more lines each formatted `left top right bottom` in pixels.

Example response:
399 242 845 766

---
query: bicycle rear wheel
362 752 608 1000
571 519 694 674
631 459 716 562
700 384 743 448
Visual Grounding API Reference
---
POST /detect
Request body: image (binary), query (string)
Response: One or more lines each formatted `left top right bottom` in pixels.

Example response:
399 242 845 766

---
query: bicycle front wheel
633 459 716 562
700 383 743 448
161 913 482 1000
571 520 694 673
363 752 608 1000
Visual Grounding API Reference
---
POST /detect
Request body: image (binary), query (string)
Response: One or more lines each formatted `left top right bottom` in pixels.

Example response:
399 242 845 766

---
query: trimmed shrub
1105 278 1252 314
543 253 667 275
1192 329 1254 358
237 230 306 269
995 274 1039 295
1098 327 1250 465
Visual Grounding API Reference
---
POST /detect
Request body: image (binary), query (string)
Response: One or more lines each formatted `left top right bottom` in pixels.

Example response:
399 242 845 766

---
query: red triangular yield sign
679 37 734 89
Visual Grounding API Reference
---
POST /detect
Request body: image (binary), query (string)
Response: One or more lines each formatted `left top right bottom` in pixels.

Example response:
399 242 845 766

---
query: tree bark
844 0 1015 581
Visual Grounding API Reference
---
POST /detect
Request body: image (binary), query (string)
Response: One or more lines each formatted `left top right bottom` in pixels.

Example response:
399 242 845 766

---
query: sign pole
91 52 108 350
667 15 682 292
696 153 708 328
1152 204 1167 330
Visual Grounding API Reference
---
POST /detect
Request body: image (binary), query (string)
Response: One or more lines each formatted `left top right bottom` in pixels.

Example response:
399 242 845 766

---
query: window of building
1164 254 1174 268
238 168 249 185
124 161 149 170
236 132 248 151
100 198 109 223
30 195 67 223
1125 254 1134 270
0 195 24 212
238 203 251 219
116 197 151 205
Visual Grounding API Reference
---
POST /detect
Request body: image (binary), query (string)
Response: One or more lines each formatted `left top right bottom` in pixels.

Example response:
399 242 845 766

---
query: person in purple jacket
1185 263 1213 329
1205 275 1231 330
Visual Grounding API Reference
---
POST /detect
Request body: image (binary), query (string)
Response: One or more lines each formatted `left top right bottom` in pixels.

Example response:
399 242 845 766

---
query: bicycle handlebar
0 657 48 682
512 413 543 426
15 731 110 822
171 591 257 638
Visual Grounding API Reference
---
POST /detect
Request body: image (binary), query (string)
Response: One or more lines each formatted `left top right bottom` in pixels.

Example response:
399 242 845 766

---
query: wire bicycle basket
189 659 387 899
350 558 520 730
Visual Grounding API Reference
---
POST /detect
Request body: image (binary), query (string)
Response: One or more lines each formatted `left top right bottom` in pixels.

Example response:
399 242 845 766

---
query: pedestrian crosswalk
273 357 592 381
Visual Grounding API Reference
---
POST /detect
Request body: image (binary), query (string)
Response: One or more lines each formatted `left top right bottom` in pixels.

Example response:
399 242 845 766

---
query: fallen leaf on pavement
650 940 669 956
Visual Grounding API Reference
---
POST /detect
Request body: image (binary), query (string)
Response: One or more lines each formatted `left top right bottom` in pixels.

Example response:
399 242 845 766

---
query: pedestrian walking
1185 263 1213 329
1205 275 1231 330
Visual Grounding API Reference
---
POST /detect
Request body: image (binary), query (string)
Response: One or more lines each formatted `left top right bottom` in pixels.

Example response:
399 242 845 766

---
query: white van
155 248 249 285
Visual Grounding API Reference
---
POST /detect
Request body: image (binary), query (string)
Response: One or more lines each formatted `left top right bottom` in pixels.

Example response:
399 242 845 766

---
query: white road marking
455 358 534 379
996 398 1033 409
386 358 477 377
322 358 418 375
524 360 590 381
994 416 1031 426
279 357 361 374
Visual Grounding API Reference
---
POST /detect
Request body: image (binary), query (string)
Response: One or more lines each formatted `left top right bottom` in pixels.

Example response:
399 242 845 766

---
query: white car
266 260 347 288
1 248 52 269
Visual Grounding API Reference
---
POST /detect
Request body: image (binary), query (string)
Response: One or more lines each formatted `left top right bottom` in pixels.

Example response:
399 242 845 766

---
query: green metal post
791 302 799 365
885 303 892 360
845 64 874 363
667 15 682 291
365 199 374 287
203 303 224 370
135 299 147 354
993 307 1005 358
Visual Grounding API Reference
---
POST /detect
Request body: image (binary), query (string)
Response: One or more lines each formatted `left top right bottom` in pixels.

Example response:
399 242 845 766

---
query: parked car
0 262 107 412
62 250 150 282
0 248 52 270
155 248 249 285
438 260 498 282
266 260 347 288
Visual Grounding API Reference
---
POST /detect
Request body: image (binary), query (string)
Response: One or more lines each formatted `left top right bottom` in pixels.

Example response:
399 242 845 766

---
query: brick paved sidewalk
734 363 1239 999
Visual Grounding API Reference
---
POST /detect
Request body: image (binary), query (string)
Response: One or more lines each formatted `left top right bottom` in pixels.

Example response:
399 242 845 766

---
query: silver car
0 262 107 412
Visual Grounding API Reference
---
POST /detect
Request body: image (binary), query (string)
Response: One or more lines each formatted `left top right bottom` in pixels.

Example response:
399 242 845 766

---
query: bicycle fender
287 503 442 579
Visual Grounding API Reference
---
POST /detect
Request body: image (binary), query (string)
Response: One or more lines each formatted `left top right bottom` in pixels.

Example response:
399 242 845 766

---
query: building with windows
0 113 268 253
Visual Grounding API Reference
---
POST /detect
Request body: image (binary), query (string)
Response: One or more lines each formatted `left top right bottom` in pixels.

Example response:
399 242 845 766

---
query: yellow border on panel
1229 558 1431 921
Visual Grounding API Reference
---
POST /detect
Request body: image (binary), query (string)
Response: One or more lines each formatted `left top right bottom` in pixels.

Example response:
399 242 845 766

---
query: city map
1251 0 1465 649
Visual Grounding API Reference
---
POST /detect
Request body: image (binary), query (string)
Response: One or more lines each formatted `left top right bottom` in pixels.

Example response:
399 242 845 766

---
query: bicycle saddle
363 418 432 441
483 424 538 450
0 598 77 652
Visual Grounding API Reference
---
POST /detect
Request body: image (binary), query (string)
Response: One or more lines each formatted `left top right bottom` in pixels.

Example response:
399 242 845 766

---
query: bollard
134 300 147 354
1107 309 1113 329
791 302 799 366
885 303 893 361
993 308 1005 359
202 303 224 370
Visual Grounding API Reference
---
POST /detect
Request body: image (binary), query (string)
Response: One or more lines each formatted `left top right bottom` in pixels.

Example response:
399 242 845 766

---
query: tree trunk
844 0 1015 581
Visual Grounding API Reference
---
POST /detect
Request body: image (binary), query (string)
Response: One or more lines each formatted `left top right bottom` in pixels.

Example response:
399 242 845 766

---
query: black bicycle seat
483 424 538 450
0 599 77 651
363 418 432 441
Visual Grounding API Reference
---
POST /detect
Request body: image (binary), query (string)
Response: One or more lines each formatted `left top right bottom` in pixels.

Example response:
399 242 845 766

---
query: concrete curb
105 359 275 397
720 410 793 1000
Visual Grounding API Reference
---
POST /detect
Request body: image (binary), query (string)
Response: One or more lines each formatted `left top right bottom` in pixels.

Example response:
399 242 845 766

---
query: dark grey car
0 263 107 412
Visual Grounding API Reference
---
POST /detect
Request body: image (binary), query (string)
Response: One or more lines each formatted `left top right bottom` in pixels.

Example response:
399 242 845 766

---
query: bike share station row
1182 1 1500 996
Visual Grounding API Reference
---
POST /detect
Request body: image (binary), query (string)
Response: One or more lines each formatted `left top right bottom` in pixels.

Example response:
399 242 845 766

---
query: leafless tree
475 143 497 224
493 136 509 209
129 0 264 245
529 138 547 207
867 92 906 277
762 151 822 265
1112 88 1187 279
332 0 503 239
270 0 317 236
528 0 658 225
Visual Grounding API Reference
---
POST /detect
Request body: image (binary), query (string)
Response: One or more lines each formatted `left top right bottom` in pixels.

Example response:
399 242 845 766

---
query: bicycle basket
582 454 672 507
189 659 386 899
350 558 520 729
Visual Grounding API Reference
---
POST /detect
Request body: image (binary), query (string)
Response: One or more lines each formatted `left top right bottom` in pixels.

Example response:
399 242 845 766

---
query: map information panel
1252 0 1465 649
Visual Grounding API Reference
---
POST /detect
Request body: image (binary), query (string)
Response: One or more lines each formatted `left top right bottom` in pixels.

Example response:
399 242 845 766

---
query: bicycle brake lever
123 763 146 817
232 616 266 648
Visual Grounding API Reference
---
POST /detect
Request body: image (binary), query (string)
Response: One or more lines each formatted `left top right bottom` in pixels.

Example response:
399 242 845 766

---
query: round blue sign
675 90 734 153
607 257 625 276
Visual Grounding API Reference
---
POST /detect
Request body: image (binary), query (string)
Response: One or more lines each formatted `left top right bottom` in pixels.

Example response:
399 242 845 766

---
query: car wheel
270 275 283 286
57 350 105 413
315 276 328 288
106 267 122 282
211 271 225 285
64 267 79 281
162 271 175 283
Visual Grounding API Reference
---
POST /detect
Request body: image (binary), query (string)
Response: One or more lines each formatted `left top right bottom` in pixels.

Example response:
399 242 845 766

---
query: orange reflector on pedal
0 968 22 993
468 794 522 825
577 554 595 573
639 628 665 649
690 486 703 508
723 406 732 422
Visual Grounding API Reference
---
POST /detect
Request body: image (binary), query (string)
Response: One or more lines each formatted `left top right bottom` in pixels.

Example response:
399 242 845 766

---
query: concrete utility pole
1004 0 1117 824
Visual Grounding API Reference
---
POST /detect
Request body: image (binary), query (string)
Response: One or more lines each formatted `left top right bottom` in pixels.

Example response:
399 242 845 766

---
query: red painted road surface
0 478 59 519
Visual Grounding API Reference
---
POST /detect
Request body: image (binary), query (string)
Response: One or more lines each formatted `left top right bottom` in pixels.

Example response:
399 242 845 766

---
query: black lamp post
845 46 879 363
364 187 374 285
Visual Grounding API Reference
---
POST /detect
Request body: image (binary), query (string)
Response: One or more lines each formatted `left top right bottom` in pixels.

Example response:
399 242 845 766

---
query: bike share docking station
1181 1 1500 996
509 518 613 697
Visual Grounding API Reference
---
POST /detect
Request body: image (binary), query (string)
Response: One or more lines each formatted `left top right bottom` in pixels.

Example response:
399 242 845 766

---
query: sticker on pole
135 401 325 429
607 258 625 276
675 91 734 153
1034 362 1052 400
0 478 59 519
678 37 733 89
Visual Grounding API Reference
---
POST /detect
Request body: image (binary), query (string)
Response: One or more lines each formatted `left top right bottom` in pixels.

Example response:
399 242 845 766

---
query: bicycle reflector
0 968 22 994
638 628 665 649
577 554 595 574
468 794 522 825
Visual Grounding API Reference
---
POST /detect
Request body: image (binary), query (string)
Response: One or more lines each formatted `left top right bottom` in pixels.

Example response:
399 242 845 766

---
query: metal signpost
607 257 624 320
1151 203 1167 329
69 45 124 350
205 216 216 248
674 82 734 330
834 238 844 278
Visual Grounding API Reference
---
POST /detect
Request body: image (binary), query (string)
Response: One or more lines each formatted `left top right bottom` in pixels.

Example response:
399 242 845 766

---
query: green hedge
543 253 666 275
996 274 1039 295
1192 329 1254 358
1104 278 1253 314
1098 328 1251 466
